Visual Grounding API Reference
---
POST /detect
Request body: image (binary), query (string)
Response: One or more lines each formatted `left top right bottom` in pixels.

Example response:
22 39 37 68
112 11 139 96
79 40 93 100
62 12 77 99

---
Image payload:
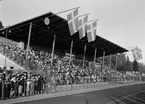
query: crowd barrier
0 75 144 101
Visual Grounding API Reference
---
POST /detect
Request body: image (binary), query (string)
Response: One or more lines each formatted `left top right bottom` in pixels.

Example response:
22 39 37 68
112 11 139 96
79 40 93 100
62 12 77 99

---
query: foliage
98 53 136 71
98 52 145 73
125 56 133 71
138 63 145 73
133 59 139 71
0 21 4 29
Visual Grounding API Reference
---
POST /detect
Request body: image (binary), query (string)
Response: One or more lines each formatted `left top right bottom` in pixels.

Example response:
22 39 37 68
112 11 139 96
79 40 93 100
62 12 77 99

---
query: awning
0 11 128 59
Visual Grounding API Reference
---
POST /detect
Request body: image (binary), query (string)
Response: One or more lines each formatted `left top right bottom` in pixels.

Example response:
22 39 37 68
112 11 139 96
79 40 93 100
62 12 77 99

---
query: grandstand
0 11 139 101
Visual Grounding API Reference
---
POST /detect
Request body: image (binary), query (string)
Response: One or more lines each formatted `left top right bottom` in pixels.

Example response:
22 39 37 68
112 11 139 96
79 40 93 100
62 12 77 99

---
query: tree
133 59 139 71
116 53 126 71
0 21 4 29
125 56 133 71
97 53 136 72
138 63 145 73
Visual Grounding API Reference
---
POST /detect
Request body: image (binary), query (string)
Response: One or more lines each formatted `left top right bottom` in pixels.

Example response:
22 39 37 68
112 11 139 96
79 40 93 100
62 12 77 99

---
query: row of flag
131 47 143 61
66 8 98 66
67 8 97 42
66 8 144 62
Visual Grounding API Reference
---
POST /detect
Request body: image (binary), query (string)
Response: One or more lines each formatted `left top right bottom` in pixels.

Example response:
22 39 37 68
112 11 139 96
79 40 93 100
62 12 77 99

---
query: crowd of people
0 70 46 100
0 42 144 100
0 43 108 82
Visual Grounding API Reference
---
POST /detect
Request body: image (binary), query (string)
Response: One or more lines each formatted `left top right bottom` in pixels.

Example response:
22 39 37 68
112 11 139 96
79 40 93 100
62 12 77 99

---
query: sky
0 0 145 63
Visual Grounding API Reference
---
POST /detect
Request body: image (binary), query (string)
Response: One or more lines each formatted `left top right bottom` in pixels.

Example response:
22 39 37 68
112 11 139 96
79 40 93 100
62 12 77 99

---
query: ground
2 82 145 104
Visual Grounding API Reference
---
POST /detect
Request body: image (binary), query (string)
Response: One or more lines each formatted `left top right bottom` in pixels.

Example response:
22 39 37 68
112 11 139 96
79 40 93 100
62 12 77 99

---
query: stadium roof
0 12 128 58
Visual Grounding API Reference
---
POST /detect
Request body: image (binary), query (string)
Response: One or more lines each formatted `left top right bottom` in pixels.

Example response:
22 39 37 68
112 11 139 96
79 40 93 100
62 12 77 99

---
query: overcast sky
0 0 145 63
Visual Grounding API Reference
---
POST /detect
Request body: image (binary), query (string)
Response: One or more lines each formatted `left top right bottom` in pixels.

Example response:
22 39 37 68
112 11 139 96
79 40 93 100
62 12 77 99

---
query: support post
109 54 112 69
102 51 105 69
4 29 8 69
51 34 56 65
69 40 73 66
94 48 97 64
26 22 32 69
94 48 97 85
83 45 87 68
115 54 118 71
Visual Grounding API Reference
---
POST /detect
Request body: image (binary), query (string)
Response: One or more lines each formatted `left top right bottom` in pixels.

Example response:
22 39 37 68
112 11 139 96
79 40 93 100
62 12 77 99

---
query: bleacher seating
0 42 143 100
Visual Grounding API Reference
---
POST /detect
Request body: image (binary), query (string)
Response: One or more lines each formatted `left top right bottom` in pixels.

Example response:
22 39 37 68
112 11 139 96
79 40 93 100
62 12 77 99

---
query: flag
131 47 143 60
78 15 88 39
67 8 79 35
87 21 97 42
136 47 143 60
139 48 143 59
131 48 138 60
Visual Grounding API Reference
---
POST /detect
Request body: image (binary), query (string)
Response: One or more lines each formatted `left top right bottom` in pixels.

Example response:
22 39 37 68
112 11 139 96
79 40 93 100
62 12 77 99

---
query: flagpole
26 22 32 69
55 7 80 15
78 13 89 18
83 45 87 68
2 7 81 32
87 19 99 23
69 40 73 66
102 51 105 69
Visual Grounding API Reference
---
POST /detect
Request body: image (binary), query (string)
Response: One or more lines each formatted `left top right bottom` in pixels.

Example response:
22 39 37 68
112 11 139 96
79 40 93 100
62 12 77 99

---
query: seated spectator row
0 43 143 100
